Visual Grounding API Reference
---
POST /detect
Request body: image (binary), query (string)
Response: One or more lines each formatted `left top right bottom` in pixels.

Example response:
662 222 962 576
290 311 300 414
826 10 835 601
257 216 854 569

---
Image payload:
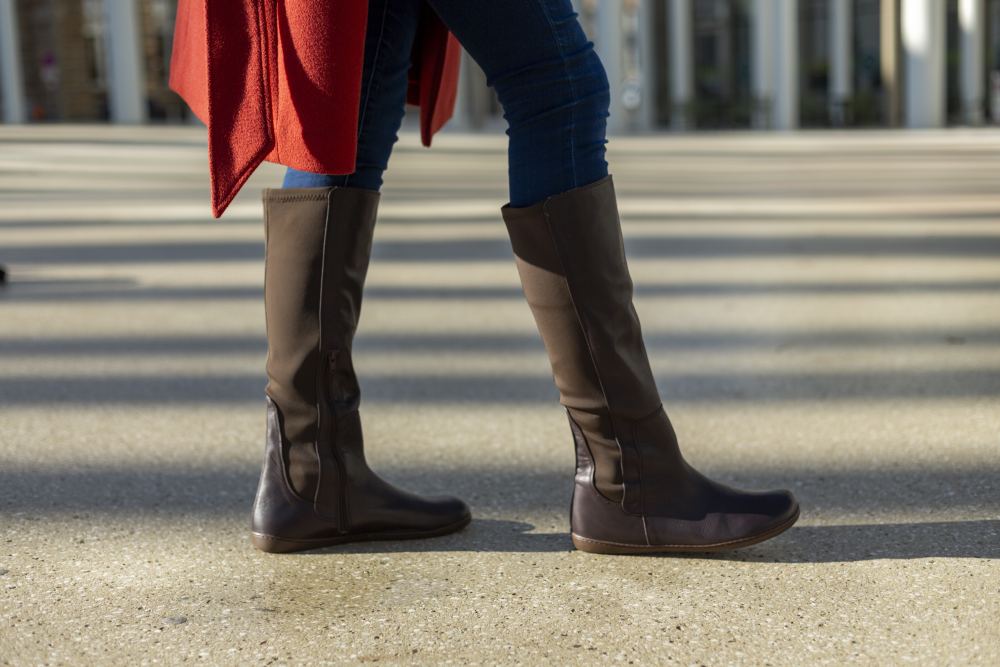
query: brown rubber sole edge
251 513 473 554
571 505 801 555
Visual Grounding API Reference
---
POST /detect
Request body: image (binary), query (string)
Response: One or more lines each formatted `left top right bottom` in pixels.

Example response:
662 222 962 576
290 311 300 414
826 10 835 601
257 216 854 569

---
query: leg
425 0 610 206
429 0 799 552
251 0 470 554
282 0 422 190
252 187 470 553
503 179 799 554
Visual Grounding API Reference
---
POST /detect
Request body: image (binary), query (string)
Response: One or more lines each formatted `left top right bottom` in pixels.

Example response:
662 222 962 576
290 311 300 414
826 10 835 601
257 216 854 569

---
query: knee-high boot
251 187 471 553
501 176 798 554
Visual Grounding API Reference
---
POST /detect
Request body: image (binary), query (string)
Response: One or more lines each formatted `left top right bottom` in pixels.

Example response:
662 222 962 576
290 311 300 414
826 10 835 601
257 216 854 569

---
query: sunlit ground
1 125 998 664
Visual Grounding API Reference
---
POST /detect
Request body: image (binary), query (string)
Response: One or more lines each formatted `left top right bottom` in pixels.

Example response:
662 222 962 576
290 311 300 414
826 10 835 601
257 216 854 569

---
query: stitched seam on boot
263 195 272 400
264 193 332 202
634 420 651 546
314 188 344 528
314 190 331 517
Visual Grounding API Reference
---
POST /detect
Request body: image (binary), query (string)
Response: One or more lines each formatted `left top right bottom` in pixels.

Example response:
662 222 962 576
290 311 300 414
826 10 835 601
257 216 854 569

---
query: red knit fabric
169 0 461 217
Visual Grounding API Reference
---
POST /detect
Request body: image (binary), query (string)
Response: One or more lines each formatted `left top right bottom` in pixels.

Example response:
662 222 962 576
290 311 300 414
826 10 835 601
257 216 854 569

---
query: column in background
750 0 774 128
0 0 26 123
103 0 146 123
959 0 986 124
901 0 945 127
596 0 625 133
772 0 799 129
667 0 693 130
830 0 854 126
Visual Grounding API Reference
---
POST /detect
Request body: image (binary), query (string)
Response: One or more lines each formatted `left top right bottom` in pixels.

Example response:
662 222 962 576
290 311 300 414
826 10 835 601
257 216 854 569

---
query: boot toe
387 493 471 537
773 489 799 522
424 494 473 528
350 487 472 537
658 487 799 549
735 488 799 543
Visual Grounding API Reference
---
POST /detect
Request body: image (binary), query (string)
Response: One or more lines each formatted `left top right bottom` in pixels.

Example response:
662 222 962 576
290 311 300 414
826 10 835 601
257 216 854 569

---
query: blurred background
2 0 1000 132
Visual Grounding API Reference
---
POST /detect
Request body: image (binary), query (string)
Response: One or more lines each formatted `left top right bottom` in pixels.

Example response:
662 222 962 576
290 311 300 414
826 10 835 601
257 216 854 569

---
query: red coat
169 0 461 217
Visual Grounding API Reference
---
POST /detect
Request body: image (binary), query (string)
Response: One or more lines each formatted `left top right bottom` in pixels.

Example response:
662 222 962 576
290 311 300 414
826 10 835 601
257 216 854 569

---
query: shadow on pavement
3 465 996 514
312 518 1000 562
2 209 997 232
719 520 1000 562
2 368 998 403
3 233 1000 266
2 465 997 561
0 329 993 356
7 278 1000 302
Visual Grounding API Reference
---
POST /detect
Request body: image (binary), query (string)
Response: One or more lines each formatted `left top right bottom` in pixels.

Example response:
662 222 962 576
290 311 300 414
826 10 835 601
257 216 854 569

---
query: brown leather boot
502 176 798 554
251 187 471 553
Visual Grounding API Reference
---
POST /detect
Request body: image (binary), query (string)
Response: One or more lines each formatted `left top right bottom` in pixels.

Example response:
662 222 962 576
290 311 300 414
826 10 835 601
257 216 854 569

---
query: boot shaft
259 186 379 514
501 176 662 506
262 187 380 445
501 176 661 421
501 177 798 552
252 186 473 550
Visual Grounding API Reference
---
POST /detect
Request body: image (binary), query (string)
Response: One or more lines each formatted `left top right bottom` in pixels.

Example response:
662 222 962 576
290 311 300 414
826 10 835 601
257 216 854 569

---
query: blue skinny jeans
282 0 610 208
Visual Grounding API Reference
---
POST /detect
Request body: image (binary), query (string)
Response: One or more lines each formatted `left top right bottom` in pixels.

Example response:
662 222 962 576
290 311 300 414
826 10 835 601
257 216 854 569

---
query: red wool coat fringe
169 0 461 218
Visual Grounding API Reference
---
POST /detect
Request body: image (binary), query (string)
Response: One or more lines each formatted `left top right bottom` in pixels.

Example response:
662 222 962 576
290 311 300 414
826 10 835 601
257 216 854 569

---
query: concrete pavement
1 125 998 665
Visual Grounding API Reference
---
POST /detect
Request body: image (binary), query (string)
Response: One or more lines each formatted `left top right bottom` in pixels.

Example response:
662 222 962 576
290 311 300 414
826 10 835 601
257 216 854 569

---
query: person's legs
428 0 799 553
282 0 422 190
425 0 609 207
251 0 471 554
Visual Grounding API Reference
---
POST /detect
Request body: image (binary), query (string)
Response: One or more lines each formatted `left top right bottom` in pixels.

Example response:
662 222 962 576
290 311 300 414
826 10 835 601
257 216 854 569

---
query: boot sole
571 505 800 555
251 513 472 554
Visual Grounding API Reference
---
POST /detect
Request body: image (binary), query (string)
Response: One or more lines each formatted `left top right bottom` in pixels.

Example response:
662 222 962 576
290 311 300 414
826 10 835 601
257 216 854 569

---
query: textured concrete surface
0 125 998 665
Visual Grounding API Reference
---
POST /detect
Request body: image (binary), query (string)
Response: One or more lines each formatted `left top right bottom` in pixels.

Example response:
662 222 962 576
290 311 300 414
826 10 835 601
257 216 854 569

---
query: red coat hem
168 0 461 218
